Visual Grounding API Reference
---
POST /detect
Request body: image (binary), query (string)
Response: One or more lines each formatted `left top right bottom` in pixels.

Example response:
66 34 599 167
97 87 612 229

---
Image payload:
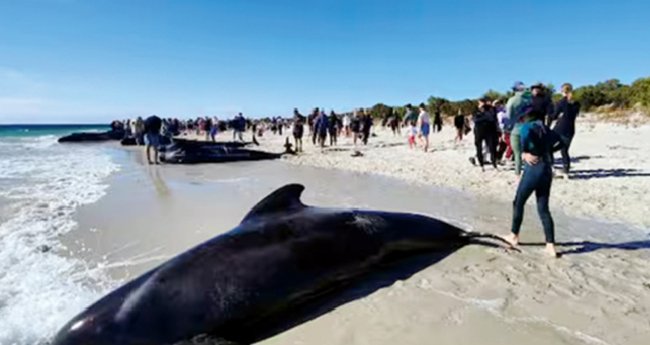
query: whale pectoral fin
242 184 306 223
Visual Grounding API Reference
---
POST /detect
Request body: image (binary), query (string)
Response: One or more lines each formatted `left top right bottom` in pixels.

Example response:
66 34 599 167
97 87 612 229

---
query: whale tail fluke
463 232 521 252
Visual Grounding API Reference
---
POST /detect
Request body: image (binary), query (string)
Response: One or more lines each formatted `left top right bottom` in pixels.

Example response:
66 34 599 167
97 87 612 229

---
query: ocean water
0 125 118 345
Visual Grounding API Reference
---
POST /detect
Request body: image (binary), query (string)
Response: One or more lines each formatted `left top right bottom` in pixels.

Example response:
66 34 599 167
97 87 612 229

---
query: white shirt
497 110 509 131
417 111 430 126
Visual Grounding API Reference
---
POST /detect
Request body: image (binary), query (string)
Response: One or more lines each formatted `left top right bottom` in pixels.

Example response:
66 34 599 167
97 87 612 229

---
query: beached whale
52 184 514 345
119 137 256 148
159 137 289 164
120 136 172 146
58 130 124 143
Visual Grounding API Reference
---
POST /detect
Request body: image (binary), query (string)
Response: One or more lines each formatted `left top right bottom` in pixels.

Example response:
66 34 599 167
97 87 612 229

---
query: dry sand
248 118 650 229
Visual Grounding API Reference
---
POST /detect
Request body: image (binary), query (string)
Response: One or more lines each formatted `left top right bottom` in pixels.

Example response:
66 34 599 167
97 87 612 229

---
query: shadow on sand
520 240 650 255
569 168 650 180
553 155 604 165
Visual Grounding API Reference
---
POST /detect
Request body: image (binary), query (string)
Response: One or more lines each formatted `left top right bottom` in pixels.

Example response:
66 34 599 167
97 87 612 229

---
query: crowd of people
290 107 374 152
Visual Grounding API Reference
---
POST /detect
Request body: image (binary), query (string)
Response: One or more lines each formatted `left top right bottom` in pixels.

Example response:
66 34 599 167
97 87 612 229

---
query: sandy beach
54 123 650 345
244 117 650 229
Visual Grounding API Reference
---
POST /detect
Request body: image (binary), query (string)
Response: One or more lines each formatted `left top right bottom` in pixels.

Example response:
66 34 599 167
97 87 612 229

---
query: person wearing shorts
417 103 431 152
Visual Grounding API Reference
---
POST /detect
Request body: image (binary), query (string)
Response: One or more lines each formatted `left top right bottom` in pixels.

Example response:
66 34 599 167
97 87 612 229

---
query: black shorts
293 126 303 139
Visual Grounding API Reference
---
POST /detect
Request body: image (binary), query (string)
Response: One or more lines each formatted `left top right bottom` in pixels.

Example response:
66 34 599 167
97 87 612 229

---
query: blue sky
1 0 649 123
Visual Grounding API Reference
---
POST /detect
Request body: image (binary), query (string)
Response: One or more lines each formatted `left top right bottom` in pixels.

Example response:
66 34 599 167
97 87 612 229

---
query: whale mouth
463 232 521 252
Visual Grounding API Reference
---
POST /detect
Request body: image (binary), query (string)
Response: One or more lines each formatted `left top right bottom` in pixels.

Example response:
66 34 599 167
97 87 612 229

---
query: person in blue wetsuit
502 107 560 257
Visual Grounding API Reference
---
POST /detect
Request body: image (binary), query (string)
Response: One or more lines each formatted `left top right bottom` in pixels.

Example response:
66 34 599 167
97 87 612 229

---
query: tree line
366 76 650 120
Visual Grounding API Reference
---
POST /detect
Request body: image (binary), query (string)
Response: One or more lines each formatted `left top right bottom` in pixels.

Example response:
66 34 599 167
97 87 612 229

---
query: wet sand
61 143 650 345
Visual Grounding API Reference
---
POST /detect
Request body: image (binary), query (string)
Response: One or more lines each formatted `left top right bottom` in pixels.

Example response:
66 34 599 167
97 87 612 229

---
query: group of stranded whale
52 184 515 345
57 128 294 164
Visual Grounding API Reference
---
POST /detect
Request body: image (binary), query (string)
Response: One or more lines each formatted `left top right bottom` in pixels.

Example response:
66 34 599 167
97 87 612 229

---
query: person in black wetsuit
551 83 581 178
360 109 373 145
454 109 465 142
433 107 443 133
502 107 560 257
143 115 162 165
328 111 339 146
309 108 319 145
387 108 399 136
531 83 555 126
472 99 499 171
350 110 362 145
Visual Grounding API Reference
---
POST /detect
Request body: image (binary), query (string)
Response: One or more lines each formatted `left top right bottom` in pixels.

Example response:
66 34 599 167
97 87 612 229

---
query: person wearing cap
502 106 559 257
505 81 528 178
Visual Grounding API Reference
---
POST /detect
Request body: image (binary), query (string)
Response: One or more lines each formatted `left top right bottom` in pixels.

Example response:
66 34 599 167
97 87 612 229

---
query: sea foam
0 135 119 345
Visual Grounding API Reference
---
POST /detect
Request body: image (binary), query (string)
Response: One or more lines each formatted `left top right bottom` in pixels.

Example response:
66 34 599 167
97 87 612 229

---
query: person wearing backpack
505 81 531 179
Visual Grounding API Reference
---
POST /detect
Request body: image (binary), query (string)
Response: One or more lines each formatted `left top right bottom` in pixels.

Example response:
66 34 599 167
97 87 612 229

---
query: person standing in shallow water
502 108 559 257
143 114 162 165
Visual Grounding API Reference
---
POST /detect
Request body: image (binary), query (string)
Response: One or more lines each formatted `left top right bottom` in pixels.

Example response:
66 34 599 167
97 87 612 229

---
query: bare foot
545 243 559 258
501 233 519 246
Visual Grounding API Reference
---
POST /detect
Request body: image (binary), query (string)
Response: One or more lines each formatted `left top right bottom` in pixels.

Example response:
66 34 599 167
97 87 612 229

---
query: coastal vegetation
367 77 650 119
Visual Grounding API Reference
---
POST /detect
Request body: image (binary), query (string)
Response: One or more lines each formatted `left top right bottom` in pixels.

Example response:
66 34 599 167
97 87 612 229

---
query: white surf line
100 241 140 260
70 247 169 281
430 287 612 345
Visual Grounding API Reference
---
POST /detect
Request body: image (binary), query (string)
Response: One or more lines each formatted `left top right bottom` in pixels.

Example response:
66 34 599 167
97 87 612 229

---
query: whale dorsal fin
242 184 306 223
